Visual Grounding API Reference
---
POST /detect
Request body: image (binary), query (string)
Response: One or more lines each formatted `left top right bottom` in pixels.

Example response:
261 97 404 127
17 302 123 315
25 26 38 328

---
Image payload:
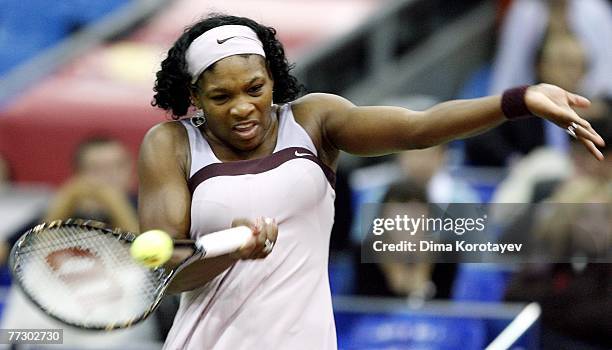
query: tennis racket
9 218 252 331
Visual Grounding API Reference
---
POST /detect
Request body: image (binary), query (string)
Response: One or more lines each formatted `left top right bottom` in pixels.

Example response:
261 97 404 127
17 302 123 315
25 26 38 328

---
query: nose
230 99 255 119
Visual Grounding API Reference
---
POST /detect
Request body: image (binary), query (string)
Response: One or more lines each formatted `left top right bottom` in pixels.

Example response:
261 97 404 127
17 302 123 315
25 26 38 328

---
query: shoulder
290 93 355 119
288 93 354 168
141 120 188 151
139 121 190 171
286 93 355 137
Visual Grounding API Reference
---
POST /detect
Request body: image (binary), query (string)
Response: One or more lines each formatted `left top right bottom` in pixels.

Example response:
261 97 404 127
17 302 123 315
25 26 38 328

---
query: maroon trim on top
188 147 336 195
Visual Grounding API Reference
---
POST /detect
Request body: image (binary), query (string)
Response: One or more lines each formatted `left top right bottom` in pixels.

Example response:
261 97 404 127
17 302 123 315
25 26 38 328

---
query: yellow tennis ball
130 230 173 268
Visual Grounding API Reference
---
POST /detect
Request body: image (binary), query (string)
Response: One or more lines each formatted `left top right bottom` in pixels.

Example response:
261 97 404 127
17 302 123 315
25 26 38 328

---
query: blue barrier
336 312 486 350
334 297 540 350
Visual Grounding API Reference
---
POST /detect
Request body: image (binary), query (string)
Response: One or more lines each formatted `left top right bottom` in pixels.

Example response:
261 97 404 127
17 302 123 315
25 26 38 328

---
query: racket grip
195 226 252 258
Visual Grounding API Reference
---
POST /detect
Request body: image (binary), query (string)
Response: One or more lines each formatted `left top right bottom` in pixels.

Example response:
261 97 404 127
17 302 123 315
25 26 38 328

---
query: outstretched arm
314 84 604 159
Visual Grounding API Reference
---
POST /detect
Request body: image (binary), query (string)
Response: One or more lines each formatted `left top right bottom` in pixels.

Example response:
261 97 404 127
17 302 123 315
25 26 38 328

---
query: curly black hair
152 14 302 118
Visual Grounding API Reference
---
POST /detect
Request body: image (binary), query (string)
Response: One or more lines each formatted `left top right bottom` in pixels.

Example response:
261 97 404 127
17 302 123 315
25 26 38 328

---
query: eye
248 84 263 94
210 94 228 103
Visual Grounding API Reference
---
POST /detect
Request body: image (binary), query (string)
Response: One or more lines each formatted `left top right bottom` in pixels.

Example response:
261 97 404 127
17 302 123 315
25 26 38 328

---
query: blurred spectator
493 117 610 256
490 0 612 98
350 144 477 299
465 0 612 166
496 116 611 348
548 117 612 194
492 115 610 204
43 137 138 232
535 182 610 260
355 179 457 300
355 179 429 297
505 180 611 349
1 137 163 347
396 145 480 203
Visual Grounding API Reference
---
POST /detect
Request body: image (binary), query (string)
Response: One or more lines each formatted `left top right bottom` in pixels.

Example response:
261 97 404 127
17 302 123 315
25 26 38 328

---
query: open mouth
232 121 258 140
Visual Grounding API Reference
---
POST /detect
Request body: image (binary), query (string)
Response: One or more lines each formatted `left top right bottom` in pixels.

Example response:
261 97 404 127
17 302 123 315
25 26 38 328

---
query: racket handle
195 226 252 258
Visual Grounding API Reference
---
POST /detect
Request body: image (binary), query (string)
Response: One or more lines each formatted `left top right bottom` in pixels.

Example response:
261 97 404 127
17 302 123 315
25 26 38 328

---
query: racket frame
9 218 202 331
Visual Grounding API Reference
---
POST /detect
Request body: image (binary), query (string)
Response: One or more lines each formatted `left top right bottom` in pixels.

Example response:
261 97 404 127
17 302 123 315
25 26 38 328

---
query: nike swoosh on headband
186 25 266 84
217 37 236 44
295 150 311 157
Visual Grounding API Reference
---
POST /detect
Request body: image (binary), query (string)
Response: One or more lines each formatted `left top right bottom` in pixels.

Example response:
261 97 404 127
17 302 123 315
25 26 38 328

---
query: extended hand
525 84 606 160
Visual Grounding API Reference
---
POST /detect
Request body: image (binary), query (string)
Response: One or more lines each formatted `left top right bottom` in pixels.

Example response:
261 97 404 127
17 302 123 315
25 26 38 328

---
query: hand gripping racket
9 218 252 330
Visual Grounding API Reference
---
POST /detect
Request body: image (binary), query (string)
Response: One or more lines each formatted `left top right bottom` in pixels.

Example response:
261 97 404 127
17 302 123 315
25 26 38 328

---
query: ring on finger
263 238 274 254
566 122 579 139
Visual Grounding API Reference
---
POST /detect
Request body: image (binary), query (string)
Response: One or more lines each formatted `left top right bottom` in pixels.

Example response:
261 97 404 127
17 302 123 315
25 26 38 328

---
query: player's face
193 55 275 152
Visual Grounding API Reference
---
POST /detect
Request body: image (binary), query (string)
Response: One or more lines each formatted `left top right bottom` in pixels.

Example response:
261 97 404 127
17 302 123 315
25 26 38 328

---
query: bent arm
138 122 237 294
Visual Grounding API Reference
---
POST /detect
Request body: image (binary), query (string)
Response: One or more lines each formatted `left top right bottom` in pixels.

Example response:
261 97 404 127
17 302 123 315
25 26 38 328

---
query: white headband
186 25 266 84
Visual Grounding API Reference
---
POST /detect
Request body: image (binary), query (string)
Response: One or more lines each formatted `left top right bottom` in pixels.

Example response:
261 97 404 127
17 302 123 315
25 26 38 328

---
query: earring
192 109 206 127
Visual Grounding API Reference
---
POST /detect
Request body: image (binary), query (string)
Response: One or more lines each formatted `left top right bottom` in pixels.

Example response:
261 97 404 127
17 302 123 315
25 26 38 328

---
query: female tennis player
142 14 605 349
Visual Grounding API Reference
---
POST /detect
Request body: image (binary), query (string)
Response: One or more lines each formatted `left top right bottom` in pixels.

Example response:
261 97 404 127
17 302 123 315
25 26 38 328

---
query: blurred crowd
340 1 611 348
0 0 610 349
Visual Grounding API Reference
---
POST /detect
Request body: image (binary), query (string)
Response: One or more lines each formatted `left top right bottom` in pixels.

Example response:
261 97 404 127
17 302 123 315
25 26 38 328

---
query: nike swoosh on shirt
294 150 311 157
216 37 236 44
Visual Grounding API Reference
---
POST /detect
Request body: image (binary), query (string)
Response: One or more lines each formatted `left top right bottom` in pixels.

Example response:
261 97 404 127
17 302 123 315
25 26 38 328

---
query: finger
256 216 267 246
582 126 605 148
579 138 604 161
267 218 278 244
262 218 278 256
567 92 590 108
231 218 256 230
248 217 266 259
561 105 606 147
254 218 278 259
574 121 606 147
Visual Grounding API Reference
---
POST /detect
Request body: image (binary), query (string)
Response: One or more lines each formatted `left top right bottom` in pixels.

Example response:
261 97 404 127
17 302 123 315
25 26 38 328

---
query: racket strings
20 227 99 255
14 226 165 328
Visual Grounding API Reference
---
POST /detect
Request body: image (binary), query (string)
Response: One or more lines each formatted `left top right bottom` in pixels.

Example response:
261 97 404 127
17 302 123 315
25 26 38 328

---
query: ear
189 87 201 109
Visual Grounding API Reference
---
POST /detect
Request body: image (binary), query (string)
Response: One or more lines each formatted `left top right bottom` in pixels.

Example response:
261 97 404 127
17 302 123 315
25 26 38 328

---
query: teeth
235 123 254 131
